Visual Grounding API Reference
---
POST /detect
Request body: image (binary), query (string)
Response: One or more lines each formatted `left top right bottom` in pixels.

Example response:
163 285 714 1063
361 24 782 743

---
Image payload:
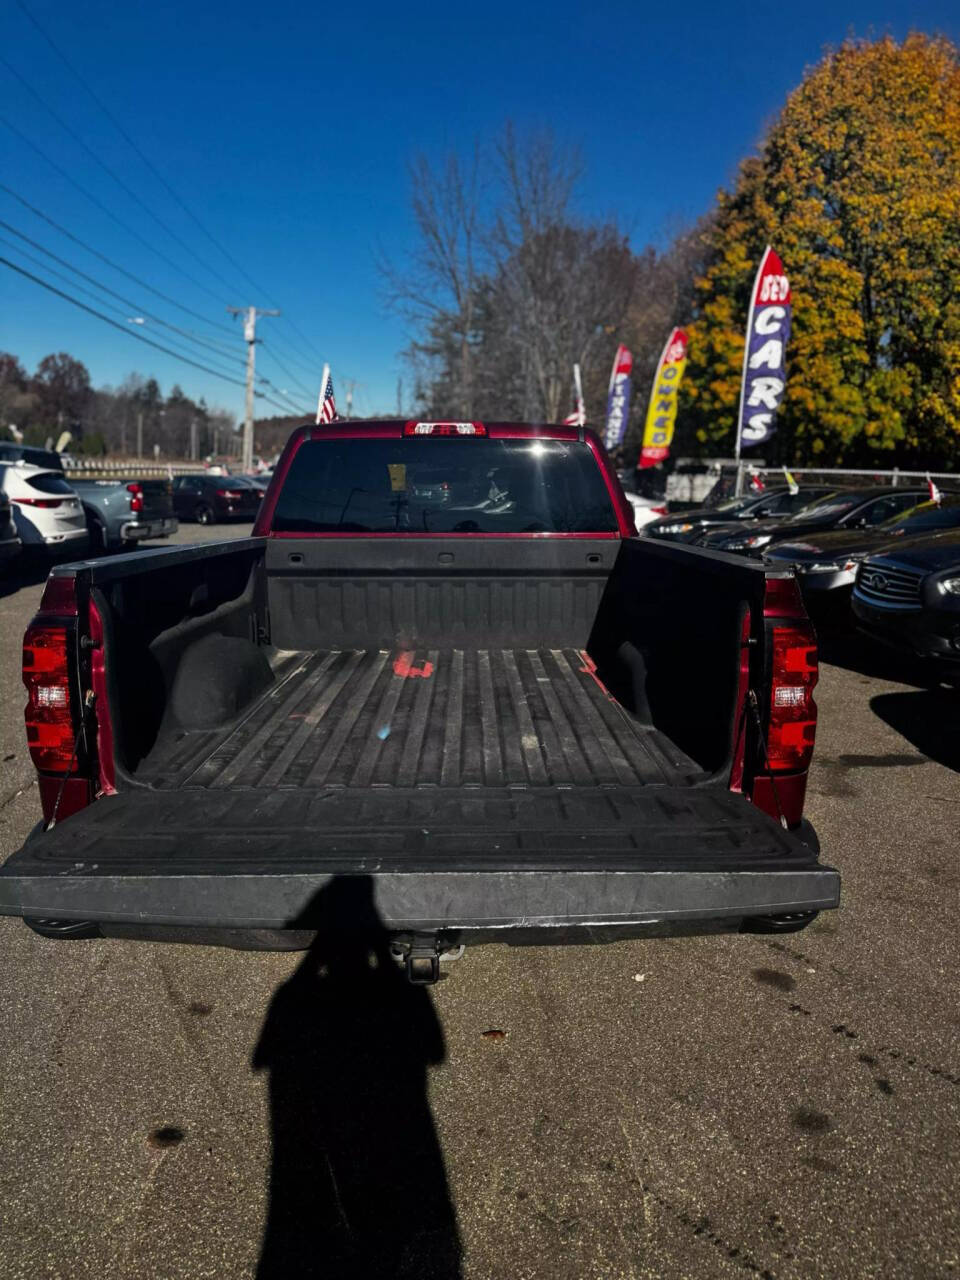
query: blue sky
2 0 958 423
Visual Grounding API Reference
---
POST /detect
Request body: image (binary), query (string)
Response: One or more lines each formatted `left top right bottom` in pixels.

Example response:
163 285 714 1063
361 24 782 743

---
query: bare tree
489 129 634 420
381 146 485 417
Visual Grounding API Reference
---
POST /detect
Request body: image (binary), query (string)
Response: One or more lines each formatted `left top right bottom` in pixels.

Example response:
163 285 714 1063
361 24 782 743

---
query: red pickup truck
1 422 838 980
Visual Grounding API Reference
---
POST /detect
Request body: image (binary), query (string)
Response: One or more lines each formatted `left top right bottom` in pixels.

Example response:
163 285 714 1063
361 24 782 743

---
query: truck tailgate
0 786 838 931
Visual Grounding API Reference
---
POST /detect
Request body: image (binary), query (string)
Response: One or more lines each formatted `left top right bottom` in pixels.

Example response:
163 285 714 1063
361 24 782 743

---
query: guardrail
61 458 240 478
743 464 957 490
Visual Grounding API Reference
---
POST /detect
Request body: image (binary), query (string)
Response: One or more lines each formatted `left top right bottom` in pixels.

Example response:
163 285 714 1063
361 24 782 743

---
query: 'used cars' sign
737 246 791 450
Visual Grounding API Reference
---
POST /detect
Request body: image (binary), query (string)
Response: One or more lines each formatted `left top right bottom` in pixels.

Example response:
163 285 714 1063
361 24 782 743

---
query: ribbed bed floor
147 648 702 791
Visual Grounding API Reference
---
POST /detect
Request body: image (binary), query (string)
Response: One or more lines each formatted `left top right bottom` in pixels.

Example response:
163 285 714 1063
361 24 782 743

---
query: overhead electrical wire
0 237 252 386
258 344 317 399
0 217 250 370
0 256 298 415
0 182 238 337
0 114 233 312
14 0 330 375
0 56 240 301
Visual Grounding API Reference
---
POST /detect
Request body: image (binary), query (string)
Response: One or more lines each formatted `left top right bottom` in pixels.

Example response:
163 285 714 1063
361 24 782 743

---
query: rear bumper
119 516 178 542
852 597 960 661
0 847 839 935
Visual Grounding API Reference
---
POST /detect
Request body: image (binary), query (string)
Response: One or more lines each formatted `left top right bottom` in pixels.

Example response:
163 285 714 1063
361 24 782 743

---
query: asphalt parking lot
1 524 958 1279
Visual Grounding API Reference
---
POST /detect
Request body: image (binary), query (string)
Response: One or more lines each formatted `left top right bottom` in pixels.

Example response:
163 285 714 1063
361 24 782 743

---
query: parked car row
645 482 960 673
0 441 268 574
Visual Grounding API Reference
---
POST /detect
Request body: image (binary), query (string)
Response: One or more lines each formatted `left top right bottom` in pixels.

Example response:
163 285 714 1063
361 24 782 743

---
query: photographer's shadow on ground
252 876 462 1279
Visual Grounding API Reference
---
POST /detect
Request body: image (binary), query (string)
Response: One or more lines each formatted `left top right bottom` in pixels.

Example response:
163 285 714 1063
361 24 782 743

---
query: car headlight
938 577 960 596
653 522 694 535
726 533 772 550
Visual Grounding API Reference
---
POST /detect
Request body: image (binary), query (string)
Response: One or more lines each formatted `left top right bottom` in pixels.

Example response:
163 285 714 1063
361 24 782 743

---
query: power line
0 236 251 384
257 376 311 414
14 0 328 373
0 114 235 311
0 217 249 371
0 182 238 337
0 55 240 302
0 255 296 414
259 342 316 399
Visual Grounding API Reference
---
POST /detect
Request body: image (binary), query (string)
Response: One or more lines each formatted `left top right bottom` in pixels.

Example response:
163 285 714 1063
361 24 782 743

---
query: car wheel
195 503 215 525
86 512 109 553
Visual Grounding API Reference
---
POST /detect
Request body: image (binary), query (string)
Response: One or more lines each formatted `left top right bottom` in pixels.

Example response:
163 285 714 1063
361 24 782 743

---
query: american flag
562 362 586 426
316 365 337 425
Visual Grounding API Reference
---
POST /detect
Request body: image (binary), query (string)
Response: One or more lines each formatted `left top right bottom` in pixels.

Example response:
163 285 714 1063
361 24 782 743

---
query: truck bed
3 646 837 934
143 646 703 792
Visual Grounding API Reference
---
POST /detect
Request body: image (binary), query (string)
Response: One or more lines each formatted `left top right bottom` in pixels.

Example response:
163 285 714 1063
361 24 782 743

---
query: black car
765 494 960 618
643 485 834 542
171 474 262 524
699 486 930 556
851 530 960 666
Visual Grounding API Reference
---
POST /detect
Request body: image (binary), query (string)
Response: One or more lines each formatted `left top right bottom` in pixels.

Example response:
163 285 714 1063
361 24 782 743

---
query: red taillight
23 624 76 772
651 505 667 516
12 496 63 509
127 482 143 513
217 488 244 499
403 421 487 436
767 623 818 771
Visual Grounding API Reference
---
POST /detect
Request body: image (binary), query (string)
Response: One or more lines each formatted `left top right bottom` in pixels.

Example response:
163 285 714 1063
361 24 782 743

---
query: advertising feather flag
639 329 688 467
602 345 633 451
736 246 791 453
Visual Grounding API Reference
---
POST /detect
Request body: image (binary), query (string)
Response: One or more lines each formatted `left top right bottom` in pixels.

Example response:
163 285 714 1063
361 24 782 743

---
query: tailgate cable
45 689 95 831
746 689 789 830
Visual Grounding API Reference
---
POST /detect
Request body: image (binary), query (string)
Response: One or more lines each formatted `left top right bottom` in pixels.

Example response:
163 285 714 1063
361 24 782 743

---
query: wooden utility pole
136 410 143 459
227 306 280 471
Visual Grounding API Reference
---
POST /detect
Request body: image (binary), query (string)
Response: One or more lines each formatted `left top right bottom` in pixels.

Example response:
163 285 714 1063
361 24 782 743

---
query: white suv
0 463 89 555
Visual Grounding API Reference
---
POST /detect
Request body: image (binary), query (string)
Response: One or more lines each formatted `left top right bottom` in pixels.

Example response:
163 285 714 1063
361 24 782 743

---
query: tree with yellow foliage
682 35 960 465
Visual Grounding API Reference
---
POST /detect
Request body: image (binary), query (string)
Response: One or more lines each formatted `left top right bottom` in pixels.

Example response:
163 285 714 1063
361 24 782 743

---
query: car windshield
883 496 960 533
271 437 618 533
712 494 761 513
786 492 858 521
24 471 75 495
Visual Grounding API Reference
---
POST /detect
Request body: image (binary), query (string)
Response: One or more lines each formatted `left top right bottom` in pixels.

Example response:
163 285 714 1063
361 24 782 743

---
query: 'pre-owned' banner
602 345 633 450
639 328 688 467
737 245 791 450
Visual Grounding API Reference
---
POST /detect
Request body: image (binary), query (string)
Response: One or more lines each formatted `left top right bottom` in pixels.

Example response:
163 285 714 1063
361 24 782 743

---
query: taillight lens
23 624 76 771
217 488 244 499
127 482 143 513
12 497 63 509
768 623 818 770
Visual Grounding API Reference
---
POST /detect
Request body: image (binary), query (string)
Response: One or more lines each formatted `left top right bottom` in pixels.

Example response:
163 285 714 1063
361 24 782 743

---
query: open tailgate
0 787 839 934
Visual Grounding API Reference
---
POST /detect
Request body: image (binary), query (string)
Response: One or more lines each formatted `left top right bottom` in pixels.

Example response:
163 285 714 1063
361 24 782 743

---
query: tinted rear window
272 438 618 533
889 497 960 532
25 472 75 495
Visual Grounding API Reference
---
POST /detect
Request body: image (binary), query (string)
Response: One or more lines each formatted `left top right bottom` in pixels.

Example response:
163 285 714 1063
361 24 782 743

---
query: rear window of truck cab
271 437 619 534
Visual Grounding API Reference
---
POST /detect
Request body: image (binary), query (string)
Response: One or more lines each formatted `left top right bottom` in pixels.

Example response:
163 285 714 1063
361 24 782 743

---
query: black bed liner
0 645 839 934
143 647 704 791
